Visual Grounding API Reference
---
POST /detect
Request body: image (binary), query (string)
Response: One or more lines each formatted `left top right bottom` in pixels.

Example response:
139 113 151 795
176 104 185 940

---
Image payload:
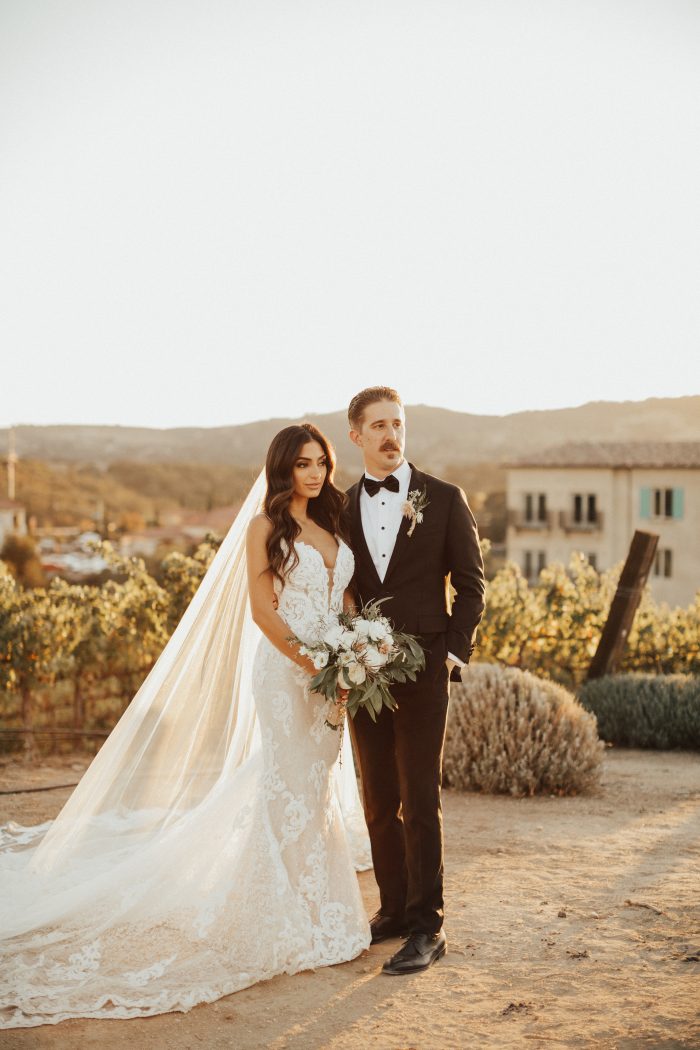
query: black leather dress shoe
369 912 410 945
381 931 447 975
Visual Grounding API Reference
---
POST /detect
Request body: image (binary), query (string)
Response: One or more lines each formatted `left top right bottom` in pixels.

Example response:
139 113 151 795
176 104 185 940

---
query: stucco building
506 442 699 608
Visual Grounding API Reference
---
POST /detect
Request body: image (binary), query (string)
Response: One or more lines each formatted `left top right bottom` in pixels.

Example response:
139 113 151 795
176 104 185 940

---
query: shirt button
381 501 385 506
381 526 385 530
382 553 386 558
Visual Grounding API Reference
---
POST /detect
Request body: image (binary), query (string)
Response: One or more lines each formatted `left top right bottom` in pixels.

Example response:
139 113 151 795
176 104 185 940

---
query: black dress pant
349 633 450 936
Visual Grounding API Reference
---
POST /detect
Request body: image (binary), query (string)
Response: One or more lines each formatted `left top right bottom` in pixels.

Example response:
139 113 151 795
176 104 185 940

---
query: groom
346 386 485 975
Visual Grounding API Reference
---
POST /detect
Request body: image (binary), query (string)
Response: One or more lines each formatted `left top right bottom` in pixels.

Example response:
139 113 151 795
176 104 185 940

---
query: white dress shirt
359 457 412 583
359 458 463 668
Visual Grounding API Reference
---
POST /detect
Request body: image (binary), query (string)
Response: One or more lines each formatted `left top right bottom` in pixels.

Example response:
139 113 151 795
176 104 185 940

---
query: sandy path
0 749 699 1049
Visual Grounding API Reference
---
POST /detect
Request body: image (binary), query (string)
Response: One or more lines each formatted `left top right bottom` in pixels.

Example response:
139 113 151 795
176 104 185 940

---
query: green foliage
477 553 699 687
88 543 171 676
2 535 697 755
444 663 604 796
159 534 221 631
0 562 66 693
0 541 174 751
579 674 700 750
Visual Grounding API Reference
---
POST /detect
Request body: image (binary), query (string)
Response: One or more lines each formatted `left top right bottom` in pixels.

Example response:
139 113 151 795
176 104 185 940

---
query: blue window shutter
672 488 684 519
639 487 651 519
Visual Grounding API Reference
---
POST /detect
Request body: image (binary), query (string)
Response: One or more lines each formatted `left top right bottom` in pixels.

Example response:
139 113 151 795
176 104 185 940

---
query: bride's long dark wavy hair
263 423 349 586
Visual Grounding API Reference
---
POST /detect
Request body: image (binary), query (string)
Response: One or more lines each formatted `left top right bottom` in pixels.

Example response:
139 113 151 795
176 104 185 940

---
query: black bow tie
363 474 400 497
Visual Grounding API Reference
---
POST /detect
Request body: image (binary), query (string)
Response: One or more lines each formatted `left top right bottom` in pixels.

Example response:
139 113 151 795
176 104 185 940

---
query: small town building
118 505 240 560
506 442 700 607
0 498 27 549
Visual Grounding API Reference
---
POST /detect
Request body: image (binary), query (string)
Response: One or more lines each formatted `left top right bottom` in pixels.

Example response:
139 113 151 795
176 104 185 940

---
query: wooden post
587 530 659 680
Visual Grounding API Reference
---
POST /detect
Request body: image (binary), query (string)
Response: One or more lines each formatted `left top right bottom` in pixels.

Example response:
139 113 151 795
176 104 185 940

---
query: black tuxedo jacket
346 464 486 671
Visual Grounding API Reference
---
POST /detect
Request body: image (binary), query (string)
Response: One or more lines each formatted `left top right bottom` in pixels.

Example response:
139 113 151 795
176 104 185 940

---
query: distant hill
0 456 506 535
2 396 699 471
0 459 258 529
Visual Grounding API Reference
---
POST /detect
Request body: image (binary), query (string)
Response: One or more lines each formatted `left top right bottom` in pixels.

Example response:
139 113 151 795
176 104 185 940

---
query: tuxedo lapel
384 463 423 586
350 479 382 591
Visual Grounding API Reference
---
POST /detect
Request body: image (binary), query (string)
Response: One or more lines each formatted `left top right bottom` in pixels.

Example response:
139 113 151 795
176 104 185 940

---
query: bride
0 422 371 1029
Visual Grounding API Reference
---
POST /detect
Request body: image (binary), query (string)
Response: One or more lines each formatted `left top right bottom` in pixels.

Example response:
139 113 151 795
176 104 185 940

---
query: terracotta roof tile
508 441 700 468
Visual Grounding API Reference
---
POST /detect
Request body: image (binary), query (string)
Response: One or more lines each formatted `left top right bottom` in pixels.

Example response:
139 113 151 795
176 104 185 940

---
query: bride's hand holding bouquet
296 599 426 730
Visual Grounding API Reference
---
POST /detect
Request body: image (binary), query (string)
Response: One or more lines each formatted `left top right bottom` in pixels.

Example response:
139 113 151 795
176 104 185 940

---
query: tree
0 533 45 588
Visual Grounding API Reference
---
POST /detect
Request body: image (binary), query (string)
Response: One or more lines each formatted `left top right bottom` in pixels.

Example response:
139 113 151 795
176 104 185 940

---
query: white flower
402 486 430 537
367 620 391 642
338 652 367 687
364 645 389 670
322 622 346 649
353 618 374 640
340 628 359 649
312 650 329 670
345 660 367 685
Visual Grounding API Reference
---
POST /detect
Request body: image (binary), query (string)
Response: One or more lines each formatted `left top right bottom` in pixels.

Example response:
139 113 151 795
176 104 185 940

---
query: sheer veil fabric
0 469 371 1027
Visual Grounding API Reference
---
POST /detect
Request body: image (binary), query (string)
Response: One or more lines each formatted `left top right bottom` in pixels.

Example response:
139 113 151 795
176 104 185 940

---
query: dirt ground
0 747 699 1050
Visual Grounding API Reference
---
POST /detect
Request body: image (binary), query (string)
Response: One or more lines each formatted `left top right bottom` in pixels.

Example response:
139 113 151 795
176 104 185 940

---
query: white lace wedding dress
0 534 371 1028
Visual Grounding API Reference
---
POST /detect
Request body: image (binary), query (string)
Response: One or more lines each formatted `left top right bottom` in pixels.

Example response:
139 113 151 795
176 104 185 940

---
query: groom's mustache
380 442 400 452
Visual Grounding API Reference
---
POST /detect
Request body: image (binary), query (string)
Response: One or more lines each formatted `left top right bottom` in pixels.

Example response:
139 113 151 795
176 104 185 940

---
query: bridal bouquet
297 599 426 730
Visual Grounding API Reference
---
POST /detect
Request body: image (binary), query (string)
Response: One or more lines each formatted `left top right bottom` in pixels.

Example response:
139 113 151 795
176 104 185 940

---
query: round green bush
444 663 604 796
578 673 700 750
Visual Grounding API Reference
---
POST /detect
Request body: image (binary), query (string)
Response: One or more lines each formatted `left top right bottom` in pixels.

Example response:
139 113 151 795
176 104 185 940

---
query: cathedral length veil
0 469 370 955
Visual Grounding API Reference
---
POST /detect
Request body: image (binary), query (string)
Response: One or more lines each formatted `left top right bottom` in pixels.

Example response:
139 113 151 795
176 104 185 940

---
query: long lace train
0 532 371 1027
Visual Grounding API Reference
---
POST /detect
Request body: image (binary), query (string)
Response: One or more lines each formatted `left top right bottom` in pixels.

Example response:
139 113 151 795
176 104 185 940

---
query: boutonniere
402 486 430 537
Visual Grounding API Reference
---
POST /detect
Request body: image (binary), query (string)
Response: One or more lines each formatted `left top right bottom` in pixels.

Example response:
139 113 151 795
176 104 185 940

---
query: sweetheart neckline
295 537 348 573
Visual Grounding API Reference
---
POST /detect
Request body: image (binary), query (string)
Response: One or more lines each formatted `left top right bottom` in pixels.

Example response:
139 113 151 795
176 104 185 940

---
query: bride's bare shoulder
246 513 273 544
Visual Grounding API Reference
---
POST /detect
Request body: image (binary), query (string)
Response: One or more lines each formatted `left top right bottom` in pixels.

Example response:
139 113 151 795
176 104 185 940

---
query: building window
573 493 598 524
524 493 547 523
653 549 673 578
573 494 582 522
587 553 598 571
641 488 684 520
524 550 546 579
654 489 673 517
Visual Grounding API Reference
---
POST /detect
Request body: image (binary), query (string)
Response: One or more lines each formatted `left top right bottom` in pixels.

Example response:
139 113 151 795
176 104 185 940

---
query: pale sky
2 0 699 429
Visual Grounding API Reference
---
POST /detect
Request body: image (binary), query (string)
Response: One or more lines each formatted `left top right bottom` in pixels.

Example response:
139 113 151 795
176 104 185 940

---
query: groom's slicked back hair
348 386 403 431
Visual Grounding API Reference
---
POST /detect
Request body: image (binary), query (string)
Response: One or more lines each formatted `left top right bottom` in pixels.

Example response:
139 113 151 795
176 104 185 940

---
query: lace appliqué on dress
0 537 370 1029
